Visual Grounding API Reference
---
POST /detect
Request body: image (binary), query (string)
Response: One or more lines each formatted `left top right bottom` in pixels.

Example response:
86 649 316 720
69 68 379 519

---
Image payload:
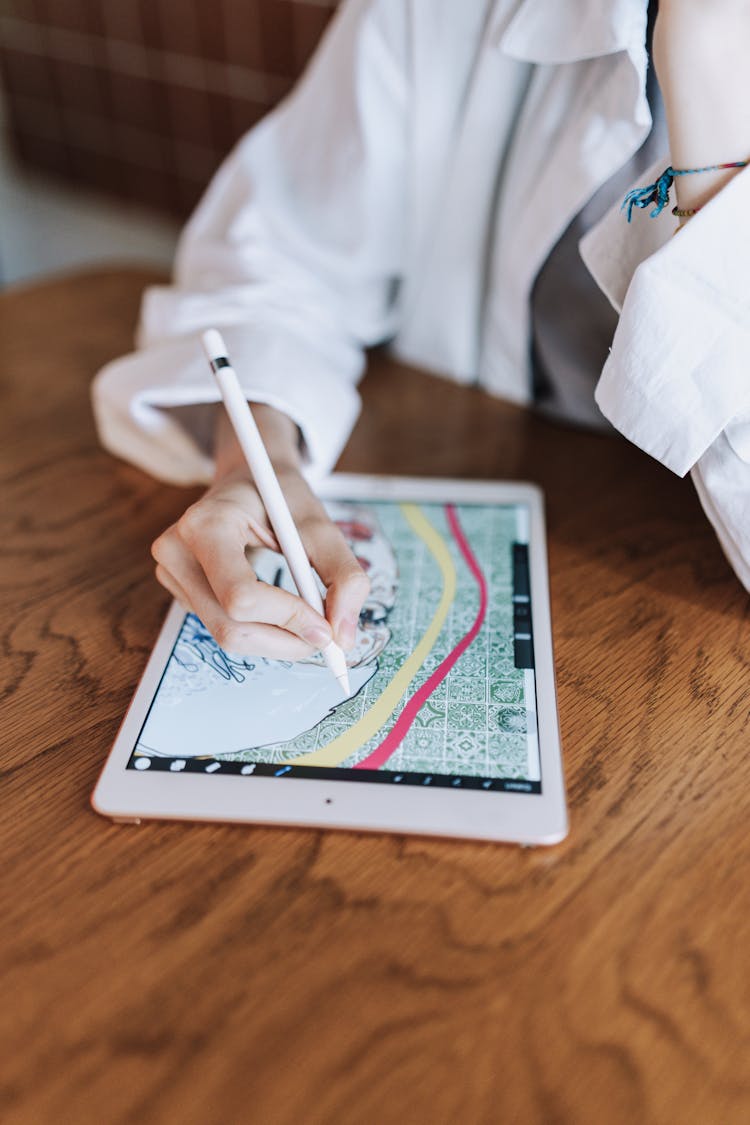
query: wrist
213 402 302 482
252 403 303 468
654 4 750 213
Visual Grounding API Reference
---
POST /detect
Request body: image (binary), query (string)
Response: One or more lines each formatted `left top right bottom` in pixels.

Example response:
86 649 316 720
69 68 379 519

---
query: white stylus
201 329 351 697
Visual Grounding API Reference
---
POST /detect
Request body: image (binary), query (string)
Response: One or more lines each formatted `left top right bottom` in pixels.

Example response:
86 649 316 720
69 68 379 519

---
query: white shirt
92 0 750 591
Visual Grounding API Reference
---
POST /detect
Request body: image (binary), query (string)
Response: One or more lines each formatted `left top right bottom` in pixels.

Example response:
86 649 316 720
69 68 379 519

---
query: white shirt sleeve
584 164 750 590
92 0 408 486
691 421 750 591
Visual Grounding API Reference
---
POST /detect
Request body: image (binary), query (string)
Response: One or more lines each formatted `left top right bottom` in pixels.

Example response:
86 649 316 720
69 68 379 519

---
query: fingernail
302 624 332 649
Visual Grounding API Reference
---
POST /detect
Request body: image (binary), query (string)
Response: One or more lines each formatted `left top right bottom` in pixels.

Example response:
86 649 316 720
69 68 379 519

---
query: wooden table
2 269 749 1125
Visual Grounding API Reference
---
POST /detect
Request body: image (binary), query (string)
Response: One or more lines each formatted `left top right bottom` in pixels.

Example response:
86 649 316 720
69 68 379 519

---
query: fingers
154 563 192 612
152 479 335 660
152 469 370 661
292 512 370 650
175 500 333 644
155 560 309 661
154 544 320 661
268 470 371 650
154 529 331 656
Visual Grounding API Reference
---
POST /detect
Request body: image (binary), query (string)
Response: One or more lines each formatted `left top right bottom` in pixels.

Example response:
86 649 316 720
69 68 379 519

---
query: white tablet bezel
92 475 567 845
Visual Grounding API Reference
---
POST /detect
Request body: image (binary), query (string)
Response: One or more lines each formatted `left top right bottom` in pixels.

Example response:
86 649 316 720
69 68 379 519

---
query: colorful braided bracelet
622 159 749 222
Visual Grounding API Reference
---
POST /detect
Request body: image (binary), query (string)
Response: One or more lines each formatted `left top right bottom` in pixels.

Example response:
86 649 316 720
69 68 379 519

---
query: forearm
654 0 750 213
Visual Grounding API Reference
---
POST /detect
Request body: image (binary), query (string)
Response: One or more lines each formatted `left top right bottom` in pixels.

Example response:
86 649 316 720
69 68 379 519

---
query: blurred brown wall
0 0 338 216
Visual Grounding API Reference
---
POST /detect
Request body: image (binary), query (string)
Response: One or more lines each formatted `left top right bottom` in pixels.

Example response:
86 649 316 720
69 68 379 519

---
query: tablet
92 475 567 844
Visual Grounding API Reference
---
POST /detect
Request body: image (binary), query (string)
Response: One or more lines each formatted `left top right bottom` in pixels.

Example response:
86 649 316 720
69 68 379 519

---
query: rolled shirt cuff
92 322 363 486
691 434 750 593
594 164 750 476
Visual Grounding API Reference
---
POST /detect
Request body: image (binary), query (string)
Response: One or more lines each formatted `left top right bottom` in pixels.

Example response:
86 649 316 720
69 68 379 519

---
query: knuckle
150 529 172 563
284 603 317 638
176 504 204 543
346 567 371 594
333 564 371 602
211 620 237 652
177 501 227 544
180 500 246 550
222 581 257 621
153 563 168 586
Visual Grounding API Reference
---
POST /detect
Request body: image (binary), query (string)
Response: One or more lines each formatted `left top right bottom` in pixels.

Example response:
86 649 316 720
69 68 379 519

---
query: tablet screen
126 500 541 794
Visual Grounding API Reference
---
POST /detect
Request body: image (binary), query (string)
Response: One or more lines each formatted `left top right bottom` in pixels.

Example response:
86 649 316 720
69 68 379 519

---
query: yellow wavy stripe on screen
288 503 456 767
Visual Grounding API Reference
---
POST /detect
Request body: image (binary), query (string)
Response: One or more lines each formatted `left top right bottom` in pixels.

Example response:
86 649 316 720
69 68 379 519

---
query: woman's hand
653 0 750 213
151 404 370 659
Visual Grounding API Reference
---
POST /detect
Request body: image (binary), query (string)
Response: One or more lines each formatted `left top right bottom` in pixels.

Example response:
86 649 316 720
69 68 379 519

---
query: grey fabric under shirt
531 16 668 431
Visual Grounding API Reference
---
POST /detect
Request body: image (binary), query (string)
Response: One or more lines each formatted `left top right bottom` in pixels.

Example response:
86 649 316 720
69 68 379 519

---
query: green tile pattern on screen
224 502 531 779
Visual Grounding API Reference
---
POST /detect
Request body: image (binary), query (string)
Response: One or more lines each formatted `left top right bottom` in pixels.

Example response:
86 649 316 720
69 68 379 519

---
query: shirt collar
493 0 649 64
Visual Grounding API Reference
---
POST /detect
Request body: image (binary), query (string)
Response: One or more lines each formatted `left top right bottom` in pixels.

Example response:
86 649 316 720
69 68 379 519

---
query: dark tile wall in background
0 0 339 215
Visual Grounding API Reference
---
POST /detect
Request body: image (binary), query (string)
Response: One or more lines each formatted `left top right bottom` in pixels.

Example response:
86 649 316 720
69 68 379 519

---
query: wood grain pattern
1 269 749 1125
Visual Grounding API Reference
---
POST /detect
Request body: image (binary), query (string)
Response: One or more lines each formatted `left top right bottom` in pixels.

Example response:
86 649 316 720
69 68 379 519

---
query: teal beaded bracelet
623 159 748 222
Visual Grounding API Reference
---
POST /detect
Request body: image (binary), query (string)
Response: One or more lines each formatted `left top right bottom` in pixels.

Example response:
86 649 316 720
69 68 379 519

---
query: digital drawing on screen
130 501 541 786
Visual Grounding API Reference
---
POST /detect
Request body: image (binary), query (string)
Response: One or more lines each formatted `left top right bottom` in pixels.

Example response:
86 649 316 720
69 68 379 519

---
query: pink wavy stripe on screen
354 504 489 771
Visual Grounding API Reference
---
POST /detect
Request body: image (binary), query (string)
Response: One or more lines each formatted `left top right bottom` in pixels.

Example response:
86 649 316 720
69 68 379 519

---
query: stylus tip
336 670 351 698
